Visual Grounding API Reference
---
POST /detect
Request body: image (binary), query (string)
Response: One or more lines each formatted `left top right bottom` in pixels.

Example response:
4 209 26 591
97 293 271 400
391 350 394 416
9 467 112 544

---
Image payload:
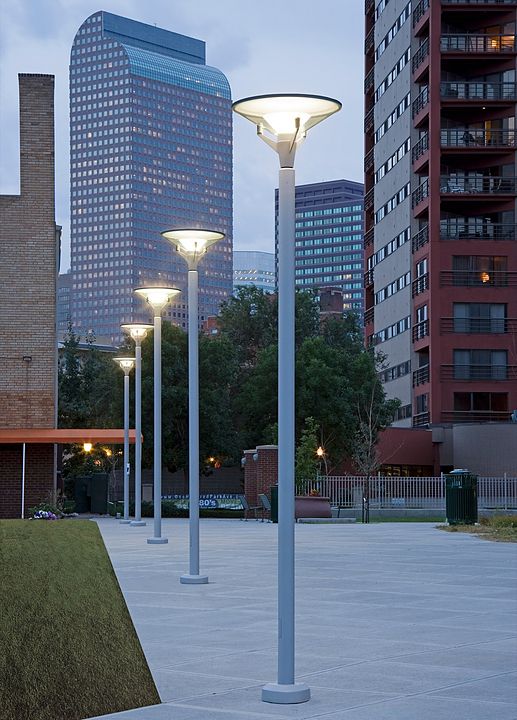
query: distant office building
233 250 275 293
57 272 73 341
70 11 233 342
275 179 364 315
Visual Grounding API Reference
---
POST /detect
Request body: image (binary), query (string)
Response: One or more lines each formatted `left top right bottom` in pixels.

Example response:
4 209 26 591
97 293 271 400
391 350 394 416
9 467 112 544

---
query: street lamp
233 93 341 705
161 228 224 584
121 323 153 527
134 287 181 544
113 357 135 524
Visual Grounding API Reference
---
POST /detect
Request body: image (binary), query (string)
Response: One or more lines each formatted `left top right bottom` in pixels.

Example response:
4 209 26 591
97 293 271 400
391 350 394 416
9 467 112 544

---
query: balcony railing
364 306 374 326
440 221 516 241
441 128 516 148
412 86 429 118
441 410 511 423
364 268 374 287
365 27 374 54
442 364 517 380
440 175 517 195
364 148 374 173
442 0 516 4
441 82 517 101
413 0 430 27
412 133 429 163
441 34 516 53
412 274 429 296
412 319 429 341
365 187 374 211
412 179 429 208
413 411 430 427
413 365 430 386
365 0 374 15
412 225 429 252
364 107 374 133
441 317 517 333
364 227 374 248
365 67 375 94
413 38 430 73
440 270 517 287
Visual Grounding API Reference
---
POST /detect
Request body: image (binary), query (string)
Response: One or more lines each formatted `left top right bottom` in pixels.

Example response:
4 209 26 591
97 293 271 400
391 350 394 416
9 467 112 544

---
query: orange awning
0 429 138 444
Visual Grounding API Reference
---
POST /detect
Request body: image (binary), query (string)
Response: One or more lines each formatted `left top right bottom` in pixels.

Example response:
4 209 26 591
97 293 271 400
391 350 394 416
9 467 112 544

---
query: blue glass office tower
275 179 364 315
70 12 232 341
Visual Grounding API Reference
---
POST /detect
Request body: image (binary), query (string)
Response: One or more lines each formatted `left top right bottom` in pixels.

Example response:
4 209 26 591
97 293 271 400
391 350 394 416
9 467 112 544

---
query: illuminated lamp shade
113 357 135 372
232 94 342 138
161 229 224 257
120 323 154 341
83 442 93 453
134 286 181 310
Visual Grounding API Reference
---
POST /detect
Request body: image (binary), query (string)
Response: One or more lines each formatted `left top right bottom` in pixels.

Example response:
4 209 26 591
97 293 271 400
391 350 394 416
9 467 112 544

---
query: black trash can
270 485 278 524
445 470 478 525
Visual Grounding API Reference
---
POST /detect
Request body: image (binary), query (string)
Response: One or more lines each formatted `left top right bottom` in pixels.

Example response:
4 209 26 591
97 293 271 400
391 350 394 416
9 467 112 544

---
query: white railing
301 475 517 510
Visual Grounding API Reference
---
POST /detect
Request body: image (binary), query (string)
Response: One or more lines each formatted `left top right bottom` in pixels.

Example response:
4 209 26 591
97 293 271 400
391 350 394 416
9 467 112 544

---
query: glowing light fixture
134 286 180 310
83 442 93 453
161 228 224 268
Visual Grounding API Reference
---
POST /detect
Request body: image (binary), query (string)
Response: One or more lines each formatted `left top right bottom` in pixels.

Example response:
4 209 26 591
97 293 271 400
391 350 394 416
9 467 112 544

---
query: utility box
74 473 109 514
445 470 478 525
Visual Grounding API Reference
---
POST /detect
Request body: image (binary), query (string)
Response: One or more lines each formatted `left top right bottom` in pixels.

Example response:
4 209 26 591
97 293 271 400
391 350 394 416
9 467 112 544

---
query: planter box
295 496 332 520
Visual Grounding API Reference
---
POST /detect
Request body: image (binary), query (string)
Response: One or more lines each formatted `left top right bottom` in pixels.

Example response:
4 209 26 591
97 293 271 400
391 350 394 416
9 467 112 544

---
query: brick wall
243 449 258 506
0 444 55 518
0 74 57 429
243 445 278 519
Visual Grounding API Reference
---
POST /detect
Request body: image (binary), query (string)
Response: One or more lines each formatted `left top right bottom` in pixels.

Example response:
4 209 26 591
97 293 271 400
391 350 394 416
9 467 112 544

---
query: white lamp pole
233 94 341 705
134 287 181 544
161 229 224 584
113 357 135 523
121 324 153 527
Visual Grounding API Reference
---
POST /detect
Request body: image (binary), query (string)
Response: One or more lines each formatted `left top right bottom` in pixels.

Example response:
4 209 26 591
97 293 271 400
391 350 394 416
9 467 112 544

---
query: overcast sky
0 0 364 271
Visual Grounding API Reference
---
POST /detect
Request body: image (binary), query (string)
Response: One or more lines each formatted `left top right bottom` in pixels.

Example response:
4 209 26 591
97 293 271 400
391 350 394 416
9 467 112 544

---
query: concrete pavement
90 519 517 719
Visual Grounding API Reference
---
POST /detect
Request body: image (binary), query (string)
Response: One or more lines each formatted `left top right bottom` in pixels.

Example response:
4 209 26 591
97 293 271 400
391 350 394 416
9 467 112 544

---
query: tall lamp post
161 228 224 584
113 357 135 524
121 323 153 527
233 94 341 705
134 287 181 544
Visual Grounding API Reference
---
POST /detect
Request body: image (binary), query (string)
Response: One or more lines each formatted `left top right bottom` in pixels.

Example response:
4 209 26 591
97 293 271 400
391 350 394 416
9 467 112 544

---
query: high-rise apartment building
275 179 365 314
233 250 275 293
364 0 517 428
70 12 232 342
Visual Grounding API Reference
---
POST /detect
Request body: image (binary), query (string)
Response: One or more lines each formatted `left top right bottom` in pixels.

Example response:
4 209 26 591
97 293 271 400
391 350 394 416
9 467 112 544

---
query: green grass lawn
438 514 517 542
0 520 160 720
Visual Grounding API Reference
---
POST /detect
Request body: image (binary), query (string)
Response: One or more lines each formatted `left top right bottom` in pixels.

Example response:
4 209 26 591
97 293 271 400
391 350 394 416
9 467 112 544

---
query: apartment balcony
440 81 517 102
413 365 430 386
440 221 517 241
364 227 374 249
412 274 429 296
364 268 374 288
441 34 516 54
440 270 517 286
441 317 517 333
412 411 430 427
413 0 430 29
412 319 429 342
412 179 429 212
365 67 375 95
413 38 430 78
441 128 516 149
364 107 374 133
365 0 374 16
441 364 517 380
412 86 429 122
441 0 516 5
365 27 374 55
412 225 429 253
364 306 374 326
440 175 517 197
365 187 374 211
441 410 511 423
412 133 429 163
364 148 374 173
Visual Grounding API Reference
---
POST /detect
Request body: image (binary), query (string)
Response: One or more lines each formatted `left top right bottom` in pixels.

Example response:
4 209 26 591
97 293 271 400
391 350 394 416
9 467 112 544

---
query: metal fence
301 476 517 511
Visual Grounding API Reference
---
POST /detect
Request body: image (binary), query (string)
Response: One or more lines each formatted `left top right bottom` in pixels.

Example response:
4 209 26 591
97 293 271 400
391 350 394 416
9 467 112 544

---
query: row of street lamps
111 93 341 706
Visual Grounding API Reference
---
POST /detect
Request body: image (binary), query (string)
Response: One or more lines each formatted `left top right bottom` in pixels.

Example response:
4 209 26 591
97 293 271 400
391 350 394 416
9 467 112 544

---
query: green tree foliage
295 417 320 490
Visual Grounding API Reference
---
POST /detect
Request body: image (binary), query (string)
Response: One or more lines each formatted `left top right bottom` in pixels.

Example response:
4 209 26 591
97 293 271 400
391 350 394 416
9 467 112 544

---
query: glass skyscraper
70 11 232 341
233 250 275 293
275 179 364 315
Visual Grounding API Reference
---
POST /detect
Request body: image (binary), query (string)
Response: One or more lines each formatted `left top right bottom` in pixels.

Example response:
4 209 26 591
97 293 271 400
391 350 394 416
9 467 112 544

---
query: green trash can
270 485 278 524
445 470 478 525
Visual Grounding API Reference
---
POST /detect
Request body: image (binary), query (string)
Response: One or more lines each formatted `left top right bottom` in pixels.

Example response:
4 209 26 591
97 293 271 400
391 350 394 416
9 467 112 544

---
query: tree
295 417 320 493
218 286 276 367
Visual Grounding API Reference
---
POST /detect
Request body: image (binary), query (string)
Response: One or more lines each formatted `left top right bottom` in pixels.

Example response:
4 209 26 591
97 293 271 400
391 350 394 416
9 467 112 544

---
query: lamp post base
180 573 208 584
147 537 168 544
119 519 131 525
262 683 310 704
130 520 147 527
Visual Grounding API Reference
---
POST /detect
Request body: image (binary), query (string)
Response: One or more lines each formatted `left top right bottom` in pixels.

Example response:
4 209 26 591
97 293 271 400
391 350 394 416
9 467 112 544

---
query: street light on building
233 93 341 705
161 228 224 583
134 287 181 544
121 323 153 527
113 356 135 524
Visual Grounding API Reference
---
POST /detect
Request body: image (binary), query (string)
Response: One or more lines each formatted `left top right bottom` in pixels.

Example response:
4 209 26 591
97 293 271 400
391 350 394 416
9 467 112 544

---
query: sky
0 0 364 271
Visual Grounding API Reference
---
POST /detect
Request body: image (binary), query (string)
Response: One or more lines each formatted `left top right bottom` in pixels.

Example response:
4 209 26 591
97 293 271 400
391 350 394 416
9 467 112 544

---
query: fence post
504 472 508 511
